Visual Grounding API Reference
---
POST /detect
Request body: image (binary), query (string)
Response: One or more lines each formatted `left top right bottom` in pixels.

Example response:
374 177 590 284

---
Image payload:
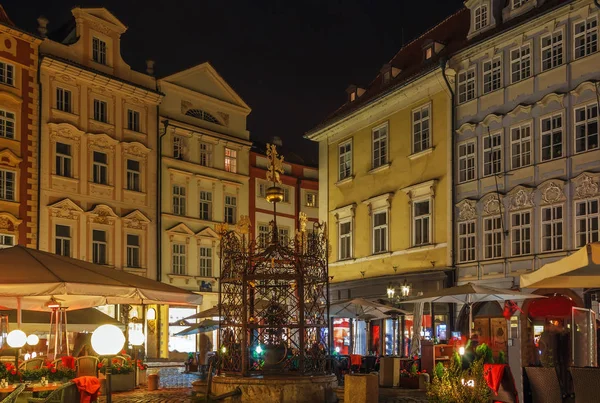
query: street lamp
7 329 27 369
92 325 125 403
387 280 411 303
129 324 144 389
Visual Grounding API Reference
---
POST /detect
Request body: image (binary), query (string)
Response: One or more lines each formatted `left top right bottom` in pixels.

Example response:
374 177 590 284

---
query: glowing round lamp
221 346 227 354
27 334 40 346
91 325 125 356
7 329 27 348
129 330 145 346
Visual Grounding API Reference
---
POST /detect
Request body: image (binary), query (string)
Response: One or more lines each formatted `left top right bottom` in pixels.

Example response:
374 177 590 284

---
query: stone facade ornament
574 172 600 199
456 199 477 221
181 101 193 114
49 199 83 220
87 205 118 225
217 112 230 127
507 187 535 211
480 193 504 216
538 180 566 205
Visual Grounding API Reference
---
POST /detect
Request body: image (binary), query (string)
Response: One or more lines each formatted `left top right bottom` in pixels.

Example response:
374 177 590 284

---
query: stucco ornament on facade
87 205 118 225
480 193 504 216
49 124 83 149
456 199 477 221
88 134 117 152
574 172 600 199
122 142 150 160
508 187 535 211
0 34 17 57
49 199 83 220
123 210 150 230
538 180 566 205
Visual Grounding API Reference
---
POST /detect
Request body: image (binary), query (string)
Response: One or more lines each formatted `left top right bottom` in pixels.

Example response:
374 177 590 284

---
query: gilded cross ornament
299 212 307 233
215 223 229 237
266 143 284 185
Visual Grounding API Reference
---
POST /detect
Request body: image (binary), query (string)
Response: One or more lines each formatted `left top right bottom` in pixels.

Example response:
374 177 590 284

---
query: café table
0 382 65 402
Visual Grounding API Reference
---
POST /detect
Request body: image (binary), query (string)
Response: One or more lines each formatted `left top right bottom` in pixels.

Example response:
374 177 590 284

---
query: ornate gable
573 172 600 200
88 133 118 152
538 179 566 205
0 149 22 168
48 198 84 220
86 204 118 225
456 199 478 221
480 192 504 216
122 142 151 160
166 223 195 237
506 185 535 211
0 212 22 233
123 210 150 230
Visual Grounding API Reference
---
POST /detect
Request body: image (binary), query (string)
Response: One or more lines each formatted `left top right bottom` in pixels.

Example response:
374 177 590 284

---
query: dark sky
5 0 464 160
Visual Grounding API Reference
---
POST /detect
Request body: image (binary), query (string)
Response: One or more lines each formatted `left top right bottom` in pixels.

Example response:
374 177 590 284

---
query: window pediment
48 123 84 145
538 179 566 205
573 172 600 200
479 192 504 216
456 199 477 221
363 192 393 213
331 203 356 222
506 185 535 211
0 212 22 233
122 141 151 160
48 198 84 220
86 204 118 225
123 210 150 230
400 180 437 200
196 227 219 239
167 223 195 237
0 149 22 168
88 133 117 152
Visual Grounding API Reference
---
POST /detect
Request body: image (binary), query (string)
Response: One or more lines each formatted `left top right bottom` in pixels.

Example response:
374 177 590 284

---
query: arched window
185 109 221 125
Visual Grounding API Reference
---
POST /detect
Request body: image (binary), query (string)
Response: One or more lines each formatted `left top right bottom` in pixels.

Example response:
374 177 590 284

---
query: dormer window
513 0 529 9
425 46 433 60
346 85 365 103
474 4 489 30
380 64 393 85
92 37 107 65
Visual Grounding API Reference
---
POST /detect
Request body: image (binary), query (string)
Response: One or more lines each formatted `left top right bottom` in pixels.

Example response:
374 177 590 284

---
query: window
56 88 72 113
127 109 140 132
458 221 476 263
126 159 140 191
483 57 502 94
511 211 531 256
575 103 599 153
172 185 186 216
372 124 388 169
0 62 14 86
541 114 563 161
372 210 388 254
413 105 431 153
224 195 236 224
92 229 107 265
199 143 212 167
574 17 598 59
257 182 266 198
92 37 107 65
258 224 270 248
92 151 108 185
413 200 431 246
278 227 290 243
0 234 14 249
424 46 433 60
483 216 503 259
0 170 15 201
55 225 71 257
474 5 488 30
576 199 599 247
510 124 531 169
224 148 237 173
282 187 290 203
306 192 317 207
541 31 563 71
510 44 531 83
0 109 14 140
541 205 563 252
126 234 140 268
513 0 529 8
458 68 476 104
172 243 186 275
199 247 213 277
338 140 352 181
185 109 221 125
458 141 476 183
483 132 502 176
199 191 212 221
173 135 184 160
93 99 107 123
55 142 72 177
335 220 351 260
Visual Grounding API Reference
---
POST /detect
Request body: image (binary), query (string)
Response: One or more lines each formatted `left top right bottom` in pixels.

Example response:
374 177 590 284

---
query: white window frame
541 204 564 252
541 29 564 71
574 102 599 154
483 131 502 177
574 16 598 60
338 139 352 181
126 159 141 191
93 99 107 123
372 123 388 169
540 112 563 162
126 234 141 268
92 151 108 185
55 225 71 257
0 109 15 140
0 234 14 249
56 88 72 113
575 198 600 247
0 62 14 86
510 122 532 169
458 68 476 104
257 181 266 198
306 192 317 207
224 148 237 173
199 190 212 221
458 140 476 183
0 169 15 201
92 229 108 265
172 243 186 275
55 142 72 177
513 0 529 9
224 195 237 224
483 215 503 260
412 198 432 247
412 104 431 154
199 142 212 167
510 44 531 84
127 109 140 132
92 37 107 65
458 220 476 263
278 227 290 243
511 210 531 256
474 4 488 31
172 185 186 216
372 208 388 254
339 218 352 260
482 56 502 94
173 135 184 160
258 223 270 248
199 247 213 277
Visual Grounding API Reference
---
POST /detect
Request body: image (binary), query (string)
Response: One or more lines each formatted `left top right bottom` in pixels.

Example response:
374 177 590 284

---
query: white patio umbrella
329 298 408 319
184 300 272 321
402 283 544 337
520 243 600 288
174 319 220 336
410 302 424 357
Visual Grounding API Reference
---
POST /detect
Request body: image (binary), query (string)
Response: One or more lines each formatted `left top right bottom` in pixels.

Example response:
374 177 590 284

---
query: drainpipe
36 56 43 249
157 118 169 282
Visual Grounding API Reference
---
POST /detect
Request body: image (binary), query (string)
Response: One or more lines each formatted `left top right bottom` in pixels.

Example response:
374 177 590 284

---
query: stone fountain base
211 374 337 403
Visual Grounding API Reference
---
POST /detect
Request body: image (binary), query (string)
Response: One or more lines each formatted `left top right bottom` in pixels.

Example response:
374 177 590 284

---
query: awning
1 308 124 333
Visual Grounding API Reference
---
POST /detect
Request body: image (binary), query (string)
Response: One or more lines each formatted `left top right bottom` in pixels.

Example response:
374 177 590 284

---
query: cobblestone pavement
98 388 191 403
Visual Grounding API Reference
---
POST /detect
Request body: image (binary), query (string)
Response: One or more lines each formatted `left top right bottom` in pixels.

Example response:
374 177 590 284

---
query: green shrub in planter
427 358 491 403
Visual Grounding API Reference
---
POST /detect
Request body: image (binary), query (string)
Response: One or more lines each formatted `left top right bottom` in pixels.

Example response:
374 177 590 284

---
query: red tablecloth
484 363 519 403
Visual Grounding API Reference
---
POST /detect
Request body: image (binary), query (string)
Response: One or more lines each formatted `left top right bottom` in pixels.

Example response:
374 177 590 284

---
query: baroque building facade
0 7 41 249
157 62 251 358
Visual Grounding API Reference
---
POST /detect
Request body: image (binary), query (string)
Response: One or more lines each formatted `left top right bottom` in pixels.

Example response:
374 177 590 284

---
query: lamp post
128 323 144 388
7 329 27 370
92 325 126 403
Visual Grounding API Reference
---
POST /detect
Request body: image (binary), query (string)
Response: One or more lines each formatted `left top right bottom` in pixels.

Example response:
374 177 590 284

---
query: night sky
6 0 464 160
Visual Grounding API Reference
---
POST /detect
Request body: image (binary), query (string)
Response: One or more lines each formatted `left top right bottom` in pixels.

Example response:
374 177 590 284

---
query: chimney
37 16 48 38
271 136 283 147
146 60 155 76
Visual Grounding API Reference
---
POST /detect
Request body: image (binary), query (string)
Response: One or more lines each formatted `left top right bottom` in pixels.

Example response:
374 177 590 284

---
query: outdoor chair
19 358 45 371
524 367 563 403
570 367 600 403
27 381 77 403
0 384 25 403
75 356 99 378
51 359 68 371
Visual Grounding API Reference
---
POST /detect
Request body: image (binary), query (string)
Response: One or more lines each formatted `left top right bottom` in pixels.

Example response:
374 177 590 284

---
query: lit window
372 124 388 169
541 31 563 71
483 216 503 259
474 5 488 30
126 159 141 191
576 199 599 247
541 205 563 252
172 243 186 275
541 114 563 161
126 234 140 268
511 211 531 256
413 200 431 246
55 142 72 177
199 191 212 221
224 195 237 224
458 141 476 183
172 185 186 216
258 224 270 248
510 44 531 83
339 220 352 260
92 37 107 65
56 88 72 113
92 151 108 185
0 169 15 201
93 99 107 123
483 57 502 94
127 109 140 132
225 148 237 173
338 140 352 181
173 135 184 160
412 105 431 153
425 46 433 60
306 192 317 207
510 123 531 169
458 221 476 262
373 209 388 254
575 103 599 153
199 143 212 167
199 247 213 277
574 17 598 59
0 62 14 86
0 234 14 249
458 68 476 104
92 229 107 265
483 133 502 177
55 225 70 257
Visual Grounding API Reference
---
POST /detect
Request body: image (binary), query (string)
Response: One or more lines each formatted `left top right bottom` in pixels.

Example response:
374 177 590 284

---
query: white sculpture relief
457 199 477 221
574 173 599 199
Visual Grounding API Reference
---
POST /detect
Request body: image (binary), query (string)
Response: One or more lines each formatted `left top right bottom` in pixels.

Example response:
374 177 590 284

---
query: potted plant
98 357 135 392
399 363 424 389
136 360 148 386
427 357 491 402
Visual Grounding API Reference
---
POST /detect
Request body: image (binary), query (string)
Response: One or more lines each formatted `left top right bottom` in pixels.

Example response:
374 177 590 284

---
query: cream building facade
157 62 251 357
37 8 162 354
